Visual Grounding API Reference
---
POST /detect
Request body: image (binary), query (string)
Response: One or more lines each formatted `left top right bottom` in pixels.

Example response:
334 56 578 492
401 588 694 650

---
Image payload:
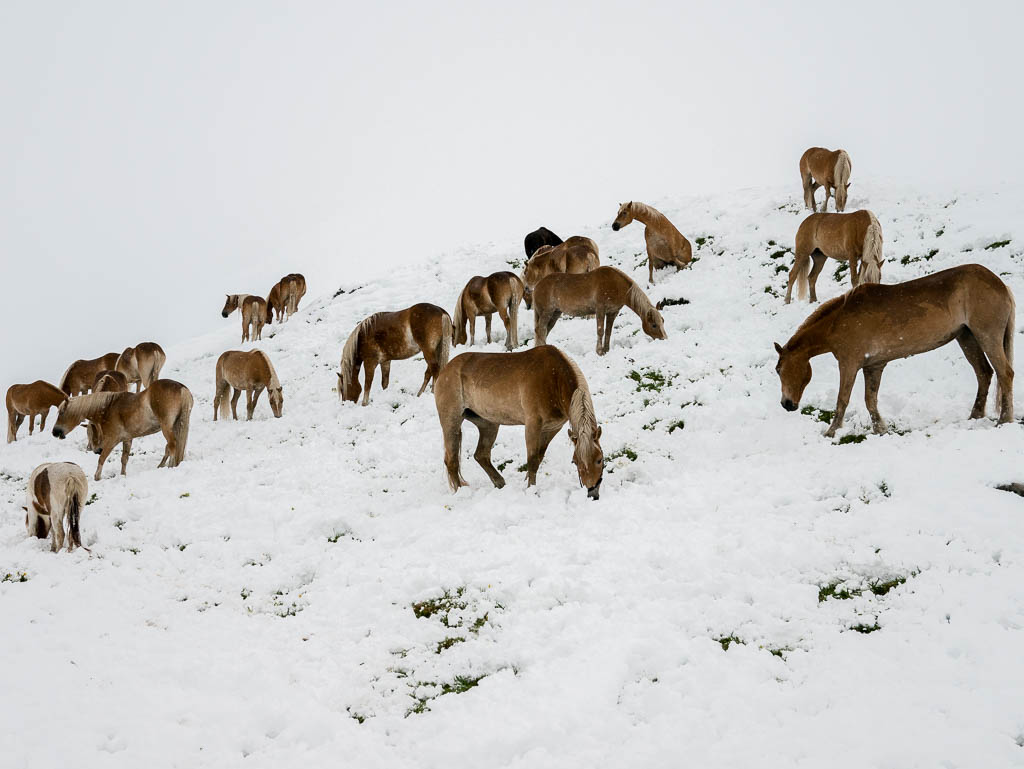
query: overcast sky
2 1 1021 388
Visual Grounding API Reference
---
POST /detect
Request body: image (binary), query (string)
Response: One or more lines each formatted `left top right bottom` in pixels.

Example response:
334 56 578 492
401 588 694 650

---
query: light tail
859 215 883 285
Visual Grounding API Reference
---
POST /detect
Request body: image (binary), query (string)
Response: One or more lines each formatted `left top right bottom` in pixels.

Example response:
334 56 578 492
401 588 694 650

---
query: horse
522 236 600 309
93 370 129 392
784 210 883 304
453 271 525 350
24 462 88 553
524 226 563 258
115 342 166 392
338 303 452 406
6 381 66 442
267 274 307 322
532 266 667 355
267 281 286 323
611 202 692 285
214 350 284 420
59 352 120 396
775 264 1014 438
221 294 267 342
799 147 852 212
433 345 605 498
52 379 194 481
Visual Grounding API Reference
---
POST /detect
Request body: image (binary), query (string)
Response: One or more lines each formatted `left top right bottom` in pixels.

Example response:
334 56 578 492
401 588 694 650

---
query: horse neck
788 314 837 357
630 203 665 227
622 278 651 317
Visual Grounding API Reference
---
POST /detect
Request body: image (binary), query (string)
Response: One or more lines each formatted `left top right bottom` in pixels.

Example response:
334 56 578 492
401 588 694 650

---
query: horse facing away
522 236 600 308
338 303 452 406
785 210 883 304
214 350 284 420
532 266 667 355
453 271 525 350
524 227 563 258
800 147 851 212
115 342 166 392
775 264 1014 437
59 352 120 396
52 379 194 481
24 462 88 553
6 381 66 442
93 370 129 392
434 345 605 498
267 273 307 322
222 294 267 342
611 202 692 286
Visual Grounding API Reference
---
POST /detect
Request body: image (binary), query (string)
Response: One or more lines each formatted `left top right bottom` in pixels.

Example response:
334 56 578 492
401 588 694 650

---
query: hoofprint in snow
2 182 1024 768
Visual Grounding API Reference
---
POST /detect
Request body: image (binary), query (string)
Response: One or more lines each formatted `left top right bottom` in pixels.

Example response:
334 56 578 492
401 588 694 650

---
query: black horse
523 226 563 258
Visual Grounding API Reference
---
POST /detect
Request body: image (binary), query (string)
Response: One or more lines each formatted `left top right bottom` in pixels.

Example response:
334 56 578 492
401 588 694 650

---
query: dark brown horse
59 352 120 396
524 226 563 258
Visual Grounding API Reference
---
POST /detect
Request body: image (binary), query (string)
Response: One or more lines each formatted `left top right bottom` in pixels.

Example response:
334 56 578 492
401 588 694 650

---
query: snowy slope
3 181 1024 769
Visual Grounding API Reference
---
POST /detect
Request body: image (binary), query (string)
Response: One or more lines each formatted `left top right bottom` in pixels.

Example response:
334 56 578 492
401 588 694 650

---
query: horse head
774 342 812 412
268 386 284 418
642 307 668 341
611 202 634 232
568 424 604 500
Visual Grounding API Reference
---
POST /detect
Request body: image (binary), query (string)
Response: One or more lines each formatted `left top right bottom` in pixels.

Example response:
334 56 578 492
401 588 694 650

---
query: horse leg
362 362 377 406
956 329 993 419
467 415 505 488
807 253 827 303
970 326 1014 423
849 258 861 289
121 439 133 474
244 388 253 420
496 306 512 350
241 316 249 343
438 407 468 491
824 364 859 438
469 313 477 346
381 360 391 390
248 387 263 420
822 185 832 212
417 360 433 397
648 257 655 287
604 309 619 354
801 172 814 209
28 413 35 435
595 311 606 356
533 310 548 347
862 364 888 434
94 442 116 481
39 410 48 431
525 419 559 487
159 421 177 468
50 508 64 553
230 388 242 420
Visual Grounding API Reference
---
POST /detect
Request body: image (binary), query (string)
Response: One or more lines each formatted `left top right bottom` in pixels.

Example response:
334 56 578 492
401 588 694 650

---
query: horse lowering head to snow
24 462 88 553
453 271 525 350
611 202 692 286
799 147 852 213
521 236 600 309
775 264 1014 437
214 349 284 421
784 210 883 304
6 380 66 442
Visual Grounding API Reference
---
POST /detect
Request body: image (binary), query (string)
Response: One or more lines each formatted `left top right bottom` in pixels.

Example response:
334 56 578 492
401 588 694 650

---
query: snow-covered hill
3 182 1024 768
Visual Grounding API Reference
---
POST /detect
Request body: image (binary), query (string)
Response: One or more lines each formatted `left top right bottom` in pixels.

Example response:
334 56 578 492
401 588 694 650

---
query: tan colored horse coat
785 210 883 303
800 147 851 212
532 266 667 354
612 202 692 285
214 350 284 420
25 462 88 552
6 381 66 442
453 271 525 350
115 342 166 392
775 264 1014 437
59 352 120 396
93 370 129 392
339 303 452 406
434 345 604 497
522 236 600 308
222 294 267 342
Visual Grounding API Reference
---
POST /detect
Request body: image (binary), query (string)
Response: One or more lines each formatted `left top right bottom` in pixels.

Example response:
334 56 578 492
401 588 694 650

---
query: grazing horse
24 462 88 553
524 226 563 258
453 271 525 350
784 210 883 304
115 342 166 392
267 274 307 322
532 266 667 354
93 370 129 392
6 381 66 442
775 264 1014 437
52 379 194 481
611 202 692 285
221 294 267 342
338 303 452 406
434 345 605 498
800 147 851 212
214 350 284 420
522 236 600 308
59 352 120 396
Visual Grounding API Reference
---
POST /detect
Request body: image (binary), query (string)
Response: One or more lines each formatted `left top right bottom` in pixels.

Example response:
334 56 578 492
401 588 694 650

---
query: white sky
2 1 1022 387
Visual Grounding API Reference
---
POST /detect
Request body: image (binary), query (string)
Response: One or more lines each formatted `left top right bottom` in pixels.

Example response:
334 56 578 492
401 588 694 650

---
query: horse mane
58 362 75 393
256 350 281 389
562 353 598 463
62 392 119 423
452 287 467 335
340 315 376 390
623 273 656 318
629 202 668 226
791 294 849 343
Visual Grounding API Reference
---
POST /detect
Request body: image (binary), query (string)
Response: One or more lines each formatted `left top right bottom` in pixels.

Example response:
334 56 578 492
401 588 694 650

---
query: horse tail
508 275 523 348
834 150 851 211
997 288 1016 410
452 290 466 346
174 388 193 466
6 390 16 443
859 212 883 285
64 474 84 550
439 312 452 370
793 252 811 301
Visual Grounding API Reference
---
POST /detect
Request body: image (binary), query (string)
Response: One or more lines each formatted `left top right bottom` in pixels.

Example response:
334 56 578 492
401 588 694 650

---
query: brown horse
6 381 66 442
338 303 452 406
800 147 851 212
267 281 286 323
52 379 194 481
115 342 166 392
24 462 88 553
611 202 692 286
267 274 307 322
214 350 284 420
453 271 525 350
522 236 600 308
775 264 1014 437
532 266 667 354
93 370 129 392
59 352 120 396
785 210 883 304
221 294 267 342
434 345 605 498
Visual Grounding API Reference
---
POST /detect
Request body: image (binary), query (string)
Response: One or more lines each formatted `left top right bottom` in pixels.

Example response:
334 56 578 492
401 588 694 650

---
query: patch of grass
833 262 849 282
179 492 190 498
774 263 788 274
716 635 744 651
347 708 367 724
667 419 685 434
627 368 675 393
413 588 468 628
240 588 251 600
506 257 525 270
441 674 484 695
800 405 834 425
868 576 906 596
607 447 638 462
850 622 881 634
818 581 856 602
928 248 938 259
435 636 466 654
996 482 1024 497
820 573 912 603
935 228 944 237
642 419 660 431
85 493 98 506
762 645 791 658
496 459 512 471
837 433 867 445
877 481 891 498
114 519 126 530
767 240 777 247
517 462 528 473
327 530 349 543
2 571 29 583
764 285 780 298
769 249 790 260
656 296 690 309
985 239 1011 250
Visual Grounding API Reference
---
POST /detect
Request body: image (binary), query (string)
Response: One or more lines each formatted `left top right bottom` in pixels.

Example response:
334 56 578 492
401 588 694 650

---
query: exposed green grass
667 419 685 434
412 588 467 626
850 622 881 634
833 262 849 282
628 369 675 393
837 433 867 445
800 405 834 424
656 296 690 309
435 636 465 654
819 573 911 603
985 239 1011 250
441 674 484 695
695 235 714 248
607 447 638 463
2 571 29 583
764 286 780 298
935 228 944 237
769 249 790 260
179 492 190 498
85 493 98 506
774 263 788 274
716 635 744 651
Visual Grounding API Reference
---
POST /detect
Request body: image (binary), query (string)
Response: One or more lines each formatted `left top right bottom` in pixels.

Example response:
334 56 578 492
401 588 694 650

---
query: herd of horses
6 146 1018 553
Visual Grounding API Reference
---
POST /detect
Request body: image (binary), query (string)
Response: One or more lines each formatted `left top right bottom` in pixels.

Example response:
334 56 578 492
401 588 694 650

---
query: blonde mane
624 274 657 318
62 391 119 424
628 201 669 227
340 314 378 391
562 353 598 462
256 350 281 389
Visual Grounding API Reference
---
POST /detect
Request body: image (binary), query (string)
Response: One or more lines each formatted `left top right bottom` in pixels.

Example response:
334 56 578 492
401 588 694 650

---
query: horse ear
774 342 783 355
595 426 602 440
567 427 576 442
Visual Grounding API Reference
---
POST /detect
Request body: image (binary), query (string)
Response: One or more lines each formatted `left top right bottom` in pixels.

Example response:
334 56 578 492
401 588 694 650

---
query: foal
799 147 851 212
775 264 1014 437
785 210 883 303
611 202 692 285
59 352 121 395
453 271 525 350
338 303 452 406
25 462 89 553
115 342 166 392
532 266 667 354
214 350 284 420
221 294 267 342
6 381 66 442
522 236 600 308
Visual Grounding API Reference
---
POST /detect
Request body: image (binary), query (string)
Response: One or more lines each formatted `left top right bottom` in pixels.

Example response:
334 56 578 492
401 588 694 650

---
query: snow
3 181 1024 768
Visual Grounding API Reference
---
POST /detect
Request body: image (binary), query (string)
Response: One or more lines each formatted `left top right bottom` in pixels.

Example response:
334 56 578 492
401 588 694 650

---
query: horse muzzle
587 481 601 501
781 398 798 412
611 223 620 232
52 428 64 439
